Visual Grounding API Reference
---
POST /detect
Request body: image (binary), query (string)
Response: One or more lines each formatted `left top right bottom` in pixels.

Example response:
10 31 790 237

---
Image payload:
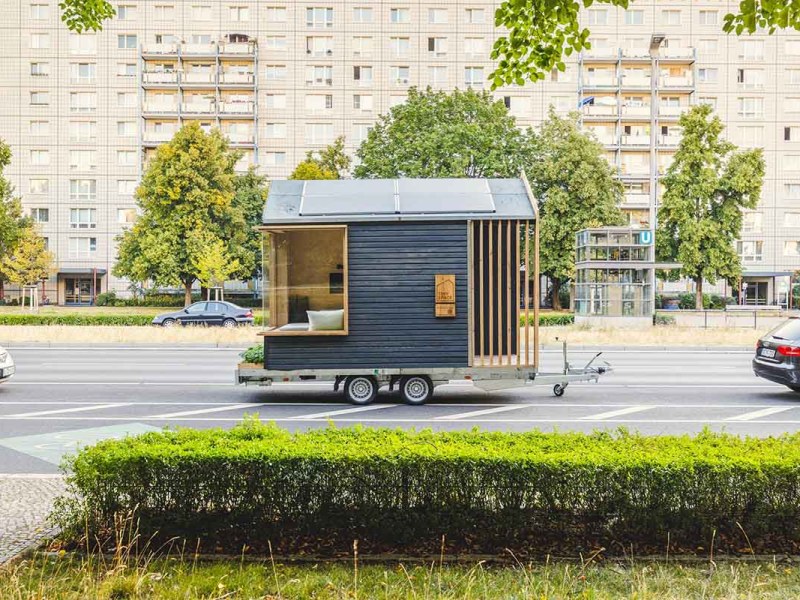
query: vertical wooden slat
488 221 494 367
506 220 512 365
533 218 541 370
515 221 521 367
467 221 474 367
478 221 484 367
524 220 530 368
343 226 349 335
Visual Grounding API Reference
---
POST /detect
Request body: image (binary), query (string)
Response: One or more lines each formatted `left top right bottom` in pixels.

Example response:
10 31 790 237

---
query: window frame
260 224 349 337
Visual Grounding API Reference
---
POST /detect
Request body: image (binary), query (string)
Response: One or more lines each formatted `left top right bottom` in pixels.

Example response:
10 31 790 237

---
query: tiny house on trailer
237 177 609 404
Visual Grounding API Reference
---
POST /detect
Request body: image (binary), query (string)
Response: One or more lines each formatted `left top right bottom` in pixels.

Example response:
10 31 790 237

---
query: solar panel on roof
300 193 396 216
398 178 490 194
399 193 495 214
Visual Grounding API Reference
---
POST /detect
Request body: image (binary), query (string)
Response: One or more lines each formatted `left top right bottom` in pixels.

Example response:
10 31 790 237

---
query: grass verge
3 553 800 599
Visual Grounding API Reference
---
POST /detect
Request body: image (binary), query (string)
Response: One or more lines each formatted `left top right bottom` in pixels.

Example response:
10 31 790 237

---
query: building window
465 8 485 24
31 208 49 223
306 36 332 56
785 241 800 256
265 36 288 51
464 66 484 88
265 152 286 167
69 34 96 54
229 5 248 21
787 41 800 56
742 212 763 234
698 96 718 109
117 180 136 195
265 122 287 138
117 150 137 166
304 95 333 112
117 208 137 224
352 123 371 144
305 122 334 145
30 62 49 76
391 36 411 57
117 34 137 49
306 65 333 86
391 66 410 85
117 121 136 137
30 91 49 106
428 8 448 23
30 150 50 165
660 10 680 25
736 125 764 147
117 4 136 19
70 150 97 171
352 36 373 57
428 65 447 86
28 121 50 135
30 33 50 49
697 39 719 56
464 37 485 57
353 94 373 110
698 68 718 84
70 208 97 229
153 4 175 19
738 97 764 118
786 155 800 171
624 10 643 25
428 37 447 56
785 210 800 227
30 3 50 19
739 40 765 61
264 6 286 22
117 92 137 108
265 65 287 81
737 68 765 89
306 7 333 27
353 6 372 23
390 8 410 23
353 65 373 84
70 92 97 113
265 94 287 109
190 4 211 20
117 62 136 77
737 241 763 262
70 62 96 84
70 179 97 200
29 179 49 194
69 121 97 142
262 225 348 335
698 10 718 25
68 237 97 258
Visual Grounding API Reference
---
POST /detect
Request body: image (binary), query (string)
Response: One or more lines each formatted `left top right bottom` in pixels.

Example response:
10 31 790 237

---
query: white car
0 346 15 382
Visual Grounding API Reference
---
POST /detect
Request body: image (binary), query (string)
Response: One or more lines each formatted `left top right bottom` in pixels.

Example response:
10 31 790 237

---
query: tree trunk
551 279 561 311
0 279 5 300
184 281 193 307
695 277 704 310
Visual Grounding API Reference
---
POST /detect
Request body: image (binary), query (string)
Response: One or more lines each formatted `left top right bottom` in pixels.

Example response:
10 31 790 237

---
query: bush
519 313 575 327
0 314 153 326
55 422 800 557
654 313 677 326
94 292 116 306
239 344 263 364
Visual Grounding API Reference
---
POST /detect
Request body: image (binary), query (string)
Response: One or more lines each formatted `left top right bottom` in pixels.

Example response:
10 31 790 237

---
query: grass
537 325 761 347
3 553 800 599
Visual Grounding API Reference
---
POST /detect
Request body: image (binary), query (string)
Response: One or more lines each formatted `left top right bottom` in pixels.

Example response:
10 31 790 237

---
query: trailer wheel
343 375 378 405
400 375 433 405
553 384 566 397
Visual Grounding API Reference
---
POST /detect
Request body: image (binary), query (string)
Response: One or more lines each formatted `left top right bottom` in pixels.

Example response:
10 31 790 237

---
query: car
753 317 800 392
152 301 255 328
0 346 15 382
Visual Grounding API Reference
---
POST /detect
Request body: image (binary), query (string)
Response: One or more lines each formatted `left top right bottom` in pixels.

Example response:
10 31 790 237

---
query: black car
152 301 255 328
753 317 800 392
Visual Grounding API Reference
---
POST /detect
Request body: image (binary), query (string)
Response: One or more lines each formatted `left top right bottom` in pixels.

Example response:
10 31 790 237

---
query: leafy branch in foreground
59 0 115 32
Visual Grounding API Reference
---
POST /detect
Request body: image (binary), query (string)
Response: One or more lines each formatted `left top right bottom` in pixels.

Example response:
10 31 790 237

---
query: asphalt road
0 345 798 474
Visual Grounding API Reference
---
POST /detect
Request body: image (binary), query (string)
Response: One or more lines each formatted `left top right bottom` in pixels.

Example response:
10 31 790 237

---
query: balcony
623 192 650 206
621 105 651 118
183 72 216 85
219 101 254 114
661 47 695 60
142 71 178 84
583 105 617 118
219 41 256 55
621 76 651 88
660 76 693 88
660 135 681 147
621 134 650 146
181 102 216 114
583 76 617 88
583 47 618 59
142 130 175 144
226 132 255 144
183 43 216 55
142 43 178 55
658 105 684 118
142 101 179 114
220 72 255 85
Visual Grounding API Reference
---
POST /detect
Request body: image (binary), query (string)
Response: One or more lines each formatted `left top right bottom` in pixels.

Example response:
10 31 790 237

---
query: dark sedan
153 301 255 328
753 317 800 392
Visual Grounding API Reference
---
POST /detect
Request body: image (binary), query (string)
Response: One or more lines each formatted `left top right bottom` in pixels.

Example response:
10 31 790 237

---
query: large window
263 226 348 335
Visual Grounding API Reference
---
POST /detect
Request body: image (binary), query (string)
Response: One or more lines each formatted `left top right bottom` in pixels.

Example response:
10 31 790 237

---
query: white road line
436 404 534 420
581 405 655 421
149 403 268 418
289 404 395 420
8 403 131 418
6 382 232 386
725 406 796 421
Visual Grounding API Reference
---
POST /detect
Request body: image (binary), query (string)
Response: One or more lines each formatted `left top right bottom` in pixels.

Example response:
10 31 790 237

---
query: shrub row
55 421 800 556
96 291 262 308
656 293 736 310
0 314 154 326
520 313 575 326
239 344 264 364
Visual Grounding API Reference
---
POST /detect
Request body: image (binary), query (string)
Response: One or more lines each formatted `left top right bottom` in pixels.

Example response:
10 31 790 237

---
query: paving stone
0 475 65 565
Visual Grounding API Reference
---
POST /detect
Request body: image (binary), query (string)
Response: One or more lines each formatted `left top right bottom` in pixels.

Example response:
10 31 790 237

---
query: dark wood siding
264 222 469 370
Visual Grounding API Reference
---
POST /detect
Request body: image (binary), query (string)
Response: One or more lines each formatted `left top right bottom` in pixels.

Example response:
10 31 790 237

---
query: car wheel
222 318 237 328
161 318 176 328
400 375 433 405
343 375 378 405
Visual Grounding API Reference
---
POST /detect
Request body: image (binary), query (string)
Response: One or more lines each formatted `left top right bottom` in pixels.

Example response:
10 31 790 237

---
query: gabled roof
262 178 537 225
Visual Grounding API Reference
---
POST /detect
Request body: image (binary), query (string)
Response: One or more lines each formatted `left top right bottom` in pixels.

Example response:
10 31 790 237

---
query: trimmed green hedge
520 313 574 326
55 422 800 556
0 314 154 326
240 344 263 364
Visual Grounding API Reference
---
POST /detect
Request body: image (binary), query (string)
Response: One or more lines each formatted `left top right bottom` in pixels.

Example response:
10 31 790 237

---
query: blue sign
640 230 653 245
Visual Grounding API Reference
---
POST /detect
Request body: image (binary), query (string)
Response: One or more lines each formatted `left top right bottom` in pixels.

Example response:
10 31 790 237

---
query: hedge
0 314 154 326
520 313 574 326
55 422 800 557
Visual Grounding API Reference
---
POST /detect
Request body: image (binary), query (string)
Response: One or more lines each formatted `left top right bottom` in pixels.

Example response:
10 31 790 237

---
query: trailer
237 176 610 404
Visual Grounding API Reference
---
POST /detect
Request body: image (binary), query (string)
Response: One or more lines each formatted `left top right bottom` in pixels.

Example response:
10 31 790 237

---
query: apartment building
1 0 799 304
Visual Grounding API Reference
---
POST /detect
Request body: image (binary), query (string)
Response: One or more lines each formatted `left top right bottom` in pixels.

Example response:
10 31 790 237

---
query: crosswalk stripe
725 406 795 421
289 404 395 420
581 405 654 421
8 403 131 418
435 404 533 420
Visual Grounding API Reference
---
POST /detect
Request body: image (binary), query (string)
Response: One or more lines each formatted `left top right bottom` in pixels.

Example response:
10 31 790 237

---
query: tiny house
239 177 607 403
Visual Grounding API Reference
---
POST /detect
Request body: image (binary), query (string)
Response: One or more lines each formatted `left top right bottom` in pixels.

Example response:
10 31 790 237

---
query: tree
1 227 54 288
114 124 254 306
490 1 800 87
355 87 530 178
289 161 337 180
0 140 32 299
525 109 625 309
59 0 115 32
233 168 269 280
196 238 241 298
656 104 765 310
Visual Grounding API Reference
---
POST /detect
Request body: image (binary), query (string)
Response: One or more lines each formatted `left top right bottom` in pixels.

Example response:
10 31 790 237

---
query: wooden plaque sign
435 274 456 318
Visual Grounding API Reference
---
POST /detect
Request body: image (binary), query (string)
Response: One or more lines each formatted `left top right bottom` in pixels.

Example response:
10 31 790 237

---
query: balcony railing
219 41 256 55
143 71 178 84
181 102 216 113
660 76 693 87
219 101 254 114
142 101 178 113
583 105 617 117
660 135 681 146
621 134 650 146
659 105 684 117
220 72 255 84
143 131 175 143
226 132 255 144
142 43 178 54
584 76 617 87
623 193 650 205
621 76 651 87
183 72 215 84
183 43 216 55
621 105 651 117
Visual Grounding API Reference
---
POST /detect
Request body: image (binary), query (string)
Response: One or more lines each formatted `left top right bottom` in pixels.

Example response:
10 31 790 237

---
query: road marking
32 363 189 367
7 403 131 418
6 382 232 386
149 403 268 418
289 404 395 420
435 404 534 420
581 405 655 421
725 406 796 421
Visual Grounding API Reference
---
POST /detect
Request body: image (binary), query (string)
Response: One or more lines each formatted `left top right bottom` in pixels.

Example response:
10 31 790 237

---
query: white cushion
307 309 344 331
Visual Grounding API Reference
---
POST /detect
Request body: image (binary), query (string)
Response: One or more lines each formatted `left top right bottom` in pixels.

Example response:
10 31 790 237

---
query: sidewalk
0 475 65 565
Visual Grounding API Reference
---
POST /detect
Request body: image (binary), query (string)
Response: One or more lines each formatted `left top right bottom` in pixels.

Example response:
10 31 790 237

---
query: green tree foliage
233 168 269 280
355 87 530 178
289 161 338 181
113 124 254 306
196 238 241 295
290 136 351 179
59 0 115 32
526 109 625 309
656 104 765 310
491 1 800 87
1 227 54 287
0 140 32 299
